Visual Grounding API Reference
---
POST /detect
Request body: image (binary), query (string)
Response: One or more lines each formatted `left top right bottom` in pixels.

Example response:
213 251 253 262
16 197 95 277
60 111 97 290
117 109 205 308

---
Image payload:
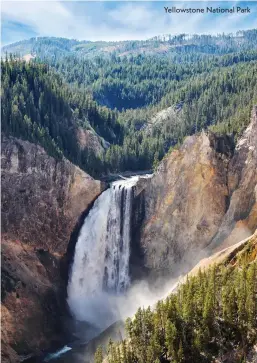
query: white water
44 346 72 362
67 176 139 327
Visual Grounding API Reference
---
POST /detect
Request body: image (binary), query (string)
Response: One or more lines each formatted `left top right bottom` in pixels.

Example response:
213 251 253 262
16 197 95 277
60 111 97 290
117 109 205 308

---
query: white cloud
2 1 86 40
2 1 152 42
1 1 257 45
109 3 159 30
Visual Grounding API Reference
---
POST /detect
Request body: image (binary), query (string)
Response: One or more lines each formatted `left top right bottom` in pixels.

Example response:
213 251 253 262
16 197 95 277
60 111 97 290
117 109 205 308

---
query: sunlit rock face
1 135 103 363
211 107 257 250
138 107 257 275
139 131 230 274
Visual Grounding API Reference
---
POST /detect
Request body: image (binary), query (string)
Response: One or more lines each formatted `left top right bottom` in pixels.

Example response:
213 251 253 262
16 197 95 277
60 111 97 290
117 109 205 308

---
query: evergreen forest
2 30 257 176
95 238 257 363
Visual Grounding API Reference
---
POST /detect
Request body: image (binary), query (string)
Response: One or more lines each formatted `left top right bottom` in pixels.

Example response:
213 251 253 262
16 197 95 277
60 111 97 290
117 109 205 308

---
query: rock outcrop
77 127 109 155
1 136 103 362
137 107 257 276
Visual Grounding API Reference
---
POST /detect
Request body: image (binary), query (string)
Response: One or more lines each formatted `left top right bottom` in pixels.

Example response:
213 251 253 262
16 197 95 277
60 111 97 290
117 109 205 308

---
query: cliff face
210 107 257 250
137 108 257 275
1 136 103 362
2 107 257 361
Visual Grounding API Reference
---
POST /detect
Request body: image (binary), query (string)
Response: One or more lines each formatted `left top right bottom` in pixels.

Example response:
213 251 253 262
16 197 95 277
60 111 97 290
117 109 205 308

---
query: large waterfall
67 177 139 327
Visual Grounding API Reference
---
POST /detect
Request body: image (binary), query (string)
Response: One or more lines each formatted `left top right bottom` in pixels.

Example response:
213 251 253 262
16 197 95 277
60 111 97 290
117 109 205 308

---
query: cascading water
67 177 138 328
45 174 178 363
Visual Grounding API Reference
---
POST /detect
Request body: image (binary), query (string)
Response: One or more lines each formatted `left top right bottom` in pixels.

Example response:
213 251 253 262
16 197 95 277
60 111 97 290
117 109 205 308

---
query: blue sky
2 1 257 45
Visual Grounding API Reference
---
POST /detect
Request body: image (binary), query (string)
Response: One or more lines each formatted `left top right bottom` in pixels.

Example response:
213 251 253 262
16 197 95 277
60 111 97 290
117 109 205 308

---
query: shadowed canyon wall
1 136 103 363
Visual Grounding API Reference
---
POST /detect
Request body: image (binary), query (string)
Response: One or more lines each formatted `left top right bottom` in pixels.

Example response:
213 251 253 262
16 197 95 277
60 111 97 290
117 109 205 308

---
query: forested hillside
3 29 257 59
96 234 257 363
2 30 257 175
1 57 122 176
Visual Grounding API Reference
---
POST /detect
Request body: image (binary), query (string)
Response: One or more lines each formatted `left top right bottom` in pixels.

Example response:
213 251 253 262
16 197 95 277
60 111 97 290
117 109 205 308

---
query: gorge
1 29 257 362
2 107 257 363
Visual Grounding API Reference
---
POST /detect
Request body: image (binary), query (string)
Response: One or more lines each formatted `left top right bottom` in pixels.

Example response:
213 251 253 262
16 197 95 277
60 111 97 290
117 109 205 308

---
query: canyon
1 107 257 362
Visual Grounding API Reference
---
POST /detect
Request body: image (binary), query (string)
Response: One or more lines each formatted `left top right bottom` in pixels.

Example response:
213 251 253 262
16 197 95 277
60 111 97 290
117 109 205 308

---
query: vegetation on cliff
95 236 257 363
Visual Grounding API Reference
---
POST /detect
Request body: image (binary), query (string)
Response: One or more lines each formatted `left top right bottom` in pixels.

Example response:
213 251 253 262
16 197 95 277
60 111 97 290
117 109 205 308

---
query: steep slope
188 230 257 278
135 107 257 275
1 135 103 253
1 135 104 363
210 106 257 250
136 132 231 273
102 232 257 363
1 59 117 177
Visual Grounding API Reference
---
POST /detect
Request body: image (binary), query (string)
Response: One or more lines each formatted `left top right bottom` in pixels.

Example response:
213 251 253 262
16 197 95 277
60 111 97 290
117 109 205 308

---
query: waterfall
67 177 138 327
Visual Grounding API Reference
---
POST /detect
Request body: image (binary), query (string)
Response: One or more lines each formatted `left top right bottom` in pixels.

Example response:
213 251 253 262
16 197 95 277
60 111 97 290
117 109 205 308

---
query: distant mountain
2 29 257 59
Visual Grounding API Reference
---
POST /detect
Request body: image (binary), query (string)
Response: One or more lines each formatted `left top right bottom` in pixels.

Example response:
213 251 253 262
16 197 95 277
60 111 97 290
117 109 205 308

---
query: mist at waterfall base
67 176 179 339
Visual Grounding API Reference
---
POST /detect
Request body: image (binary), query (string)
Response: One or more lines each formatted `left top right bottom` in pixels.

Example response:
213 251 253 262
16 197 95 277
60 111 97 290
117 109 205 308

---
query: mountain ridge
3 29 257 58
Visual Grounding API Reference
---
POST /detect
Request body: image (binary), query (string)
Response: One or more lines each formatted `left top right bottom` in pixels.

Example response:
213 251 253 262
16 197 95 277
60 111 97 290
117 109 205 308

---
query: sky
1 1 257 45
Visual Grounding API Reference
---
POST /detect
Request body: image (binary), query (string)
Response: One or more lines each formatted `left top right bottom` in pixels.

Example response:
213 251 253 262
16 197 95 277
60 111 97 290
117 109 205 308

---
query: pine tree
94 346 103 363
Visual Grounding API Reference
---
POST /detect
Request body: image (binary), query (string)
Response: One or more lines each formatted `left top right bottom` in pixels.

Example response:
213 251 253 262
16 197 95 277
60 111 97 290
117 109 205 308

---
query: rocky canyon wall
2 107 257 361
135 107 257 276
1 136 103 363
210 107 257 250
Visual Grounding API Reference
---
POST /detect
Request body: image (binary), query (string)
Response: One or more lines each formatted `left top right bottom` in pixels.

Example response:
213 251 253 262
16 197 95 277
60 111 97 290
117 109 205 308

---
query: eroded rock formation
1 136 103 362
137 107 257 275
210 107 257 250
